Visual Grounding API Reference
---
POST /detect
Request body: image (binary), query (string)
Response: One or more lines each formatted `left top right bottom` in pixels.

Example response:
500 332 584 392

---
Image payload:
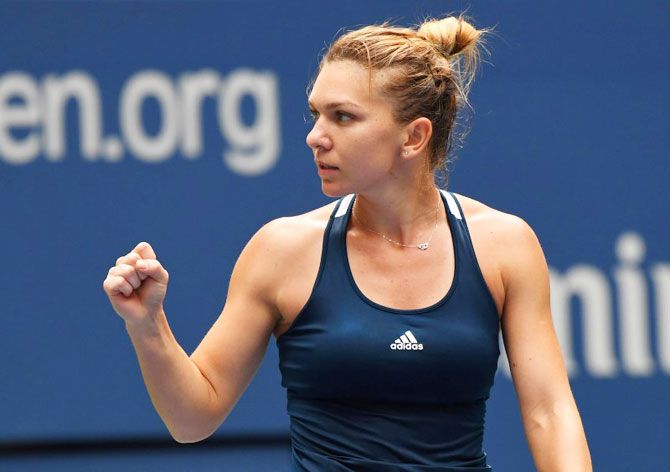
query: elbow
172 434 208 445
162 383 232 444
166 416 226 444
169 426 216 444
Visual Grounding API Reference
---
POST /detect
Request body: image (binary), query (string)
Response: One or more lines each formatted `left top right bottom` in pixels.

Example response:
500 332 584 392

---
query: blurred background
1 1 668 470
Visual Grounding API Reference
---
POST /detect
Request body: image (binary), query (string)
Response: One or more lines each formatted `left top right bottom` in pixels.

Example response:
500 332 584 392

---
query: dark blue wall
1 1 668 470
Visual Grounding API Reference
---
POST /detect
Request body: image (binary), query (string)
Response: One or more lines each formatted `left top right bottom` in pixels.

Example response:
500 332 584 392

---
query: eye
336 111 352 123
305 109 319 123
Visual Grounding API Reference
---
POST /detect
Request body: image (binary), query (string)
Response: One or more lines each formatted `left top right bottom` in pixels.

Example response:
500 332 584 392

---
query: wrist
124 308 168 339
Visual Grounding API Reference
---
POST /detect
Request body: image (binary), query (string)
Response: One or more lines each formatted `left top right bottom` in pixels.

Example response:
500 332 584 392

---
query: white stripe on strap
335 194 355 218
440 189 462 220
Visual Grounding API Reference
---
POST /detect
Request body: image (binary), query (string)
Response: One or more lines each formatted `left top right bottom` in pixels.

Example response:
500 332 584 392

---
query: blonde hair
319 14 491 181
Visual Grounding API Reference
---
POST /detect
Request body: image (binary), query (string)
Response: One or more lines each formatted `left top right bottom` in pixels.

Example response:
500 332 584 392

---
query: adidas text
390 342 424 350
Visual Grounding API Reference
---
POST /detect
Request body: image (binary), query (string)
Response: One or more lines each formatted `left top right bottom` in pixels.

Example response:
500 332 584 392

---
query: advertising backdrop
1 1 668 471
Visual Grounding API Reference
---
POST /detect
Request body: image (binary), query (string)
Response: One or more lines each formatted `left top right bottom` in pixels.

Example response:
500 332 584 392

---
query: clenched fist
103 242 169 326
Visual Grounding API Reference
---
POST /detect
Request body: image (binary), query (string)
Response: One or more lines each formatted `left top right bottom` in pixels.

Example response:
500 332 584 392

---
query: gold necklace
351 193 441 251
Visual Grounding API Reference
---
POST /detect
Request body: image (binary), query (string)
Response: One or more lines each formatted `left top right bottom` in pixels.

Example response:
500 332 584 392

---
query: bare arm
103 222 284 443
499 216 592 471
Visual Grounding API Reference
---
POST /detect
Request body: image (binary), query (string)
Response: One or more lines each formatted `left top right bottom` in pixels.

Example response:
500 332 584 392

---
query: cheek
356 133 400 172
350 120 400 158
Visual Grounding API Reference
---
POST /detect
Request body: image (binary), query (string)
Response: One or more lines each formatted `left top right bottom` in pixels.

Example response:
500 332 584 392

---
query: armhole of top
301 196 346 305
275 199 340 341
449 192 501 319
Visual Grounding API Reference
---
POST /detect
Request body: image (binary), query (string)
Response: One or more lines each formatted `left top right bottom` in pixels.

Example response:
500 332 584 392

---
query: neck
352 182 442 246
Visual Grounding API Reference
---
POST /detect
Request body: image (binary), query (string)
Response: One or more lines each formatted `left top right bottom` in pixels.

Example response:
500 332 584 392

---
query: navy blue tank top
276 190 500 471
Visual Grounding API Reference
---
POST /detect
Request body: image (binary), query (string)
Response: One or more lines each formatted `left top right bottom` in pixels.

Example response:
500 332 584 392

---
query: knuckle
103 276 120 293
111 265 140 286
118 278 132 291
148 259 162 270
118 252 140 265
115 263 133 274
121 265 141 280
135 241 151 253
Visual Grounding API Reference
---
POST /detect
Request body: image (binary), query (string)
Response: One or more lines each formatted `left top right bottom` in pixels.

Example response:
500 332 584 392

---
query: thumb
135 259 169 285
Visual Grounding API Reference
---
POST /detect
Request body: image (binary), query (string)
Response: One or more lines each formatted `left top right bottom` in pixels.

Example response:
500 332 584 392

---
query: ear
401 117 432 160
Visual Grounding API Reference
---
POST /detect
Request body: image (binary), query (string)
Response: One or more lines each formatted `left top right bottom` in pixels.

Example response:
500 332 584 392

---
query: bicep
190 225 282 420
500 218 572 416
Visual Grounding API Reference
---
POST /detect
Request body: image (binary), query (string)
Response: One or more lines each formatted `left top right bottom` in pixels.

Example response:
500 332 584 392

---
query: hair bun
418 16 482 57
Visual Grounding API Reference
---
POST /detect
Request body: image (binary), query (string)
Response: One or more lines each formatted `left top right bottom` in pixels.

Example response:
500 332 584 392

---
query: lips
316 161 339 170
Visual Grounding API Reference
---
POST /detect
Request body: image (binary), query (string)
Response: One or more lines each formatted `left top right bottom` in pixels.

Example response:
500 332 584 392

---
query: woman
103 15 592 471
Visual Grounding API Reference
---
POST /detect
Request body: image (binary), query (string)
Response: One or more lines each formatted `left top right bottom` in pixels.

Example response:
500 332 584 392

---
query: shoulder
236 199 339 279
228 199 339 308
451 192 531 235
451 192 547 289
253 200 338 251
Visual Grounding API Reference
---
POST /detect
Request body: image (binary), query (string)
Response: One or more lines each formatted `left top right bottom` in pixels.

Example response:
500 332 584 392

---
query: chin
320 181 351 198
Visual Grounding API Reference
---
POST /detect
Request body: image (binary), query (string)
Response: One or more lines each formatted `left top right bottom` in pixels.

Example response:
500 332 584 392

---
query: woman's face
306 60 406 197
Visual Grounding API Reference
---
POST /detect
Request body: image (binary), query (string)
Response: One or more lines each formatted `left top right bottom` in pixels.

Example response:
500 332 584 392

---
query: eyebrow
307 100 362 111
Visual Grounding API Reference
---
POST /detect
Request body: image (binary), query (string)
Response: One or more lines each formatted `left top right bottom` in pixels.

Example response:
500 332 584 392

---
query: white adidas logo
390 330 424 351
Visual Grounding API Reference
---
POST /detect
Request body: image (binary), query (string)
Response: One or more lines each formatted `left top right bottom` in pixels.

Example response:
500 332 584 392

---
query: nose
306 121 333 152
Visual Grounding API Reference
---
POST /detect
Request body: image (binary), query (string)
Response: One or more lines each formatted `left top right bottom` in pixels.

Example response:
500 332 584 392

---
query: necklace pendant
418 243 429 251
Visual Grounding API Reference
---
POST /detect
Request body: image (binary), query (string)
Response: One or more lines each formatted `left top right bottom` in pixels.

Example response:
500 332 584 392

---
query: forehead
308 60 392 108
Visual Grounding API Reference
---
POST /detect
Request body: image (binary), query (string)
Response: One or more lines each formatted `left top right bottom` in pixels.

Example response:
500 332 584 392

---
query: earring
403 150 409 156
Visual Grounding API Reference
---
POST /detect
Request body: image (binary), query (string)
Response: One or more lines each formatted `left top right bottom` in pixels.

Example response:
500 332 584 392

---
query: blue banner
1 1 668 470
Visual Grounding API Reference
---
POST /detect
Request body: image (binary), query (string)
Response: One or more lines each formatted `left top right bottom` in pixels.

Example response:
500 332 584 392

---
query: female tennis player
103 14 592 471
